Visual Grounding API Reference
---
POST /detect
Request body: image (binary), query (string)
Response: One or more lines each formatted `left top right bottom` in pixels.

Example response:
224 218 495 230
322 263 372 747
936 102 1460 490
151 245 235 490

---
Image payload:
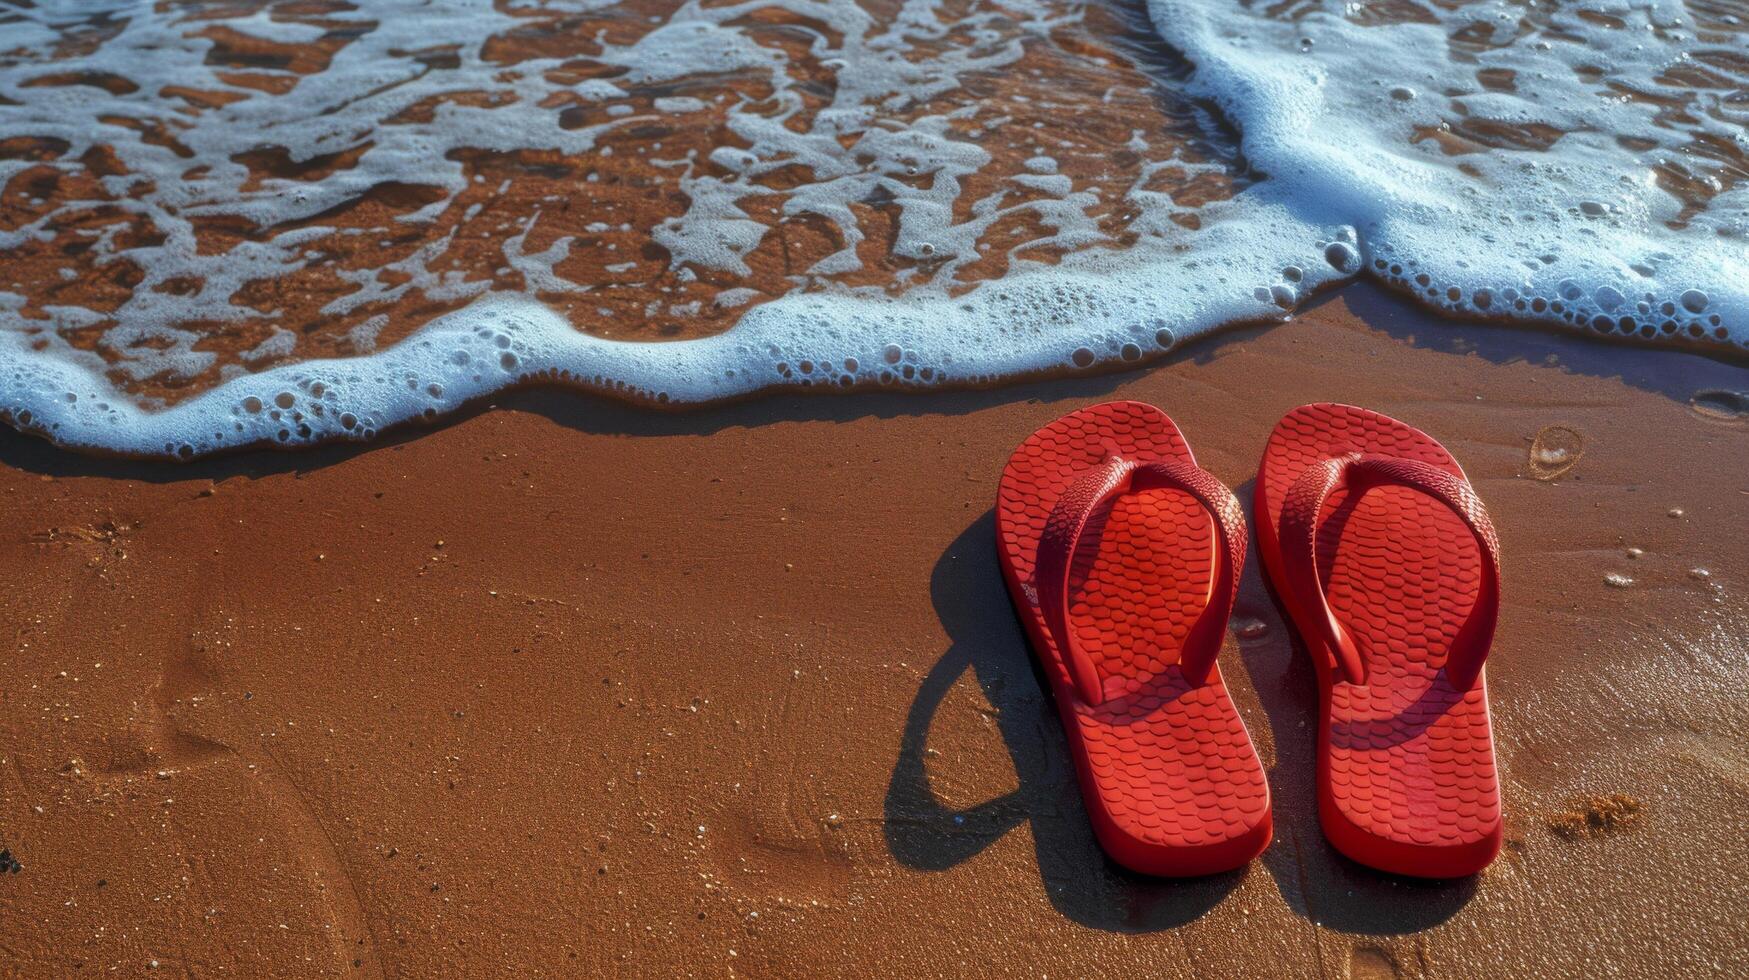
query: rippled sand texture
0 0 1245 407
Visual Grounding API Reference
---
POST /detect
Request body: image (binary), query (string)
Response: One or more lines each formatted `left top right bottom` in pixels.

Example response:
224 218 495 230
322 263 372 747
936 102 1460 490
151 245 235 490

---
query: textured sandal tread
996 401 1271 875
1256 403 1502 877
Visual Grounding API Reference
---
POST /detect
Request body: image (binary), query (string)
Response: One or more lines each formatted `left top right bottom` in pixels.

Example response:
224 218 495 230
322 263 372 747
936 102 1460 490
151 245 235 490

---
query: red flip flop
1255 403 1503 878
996 401 1271 876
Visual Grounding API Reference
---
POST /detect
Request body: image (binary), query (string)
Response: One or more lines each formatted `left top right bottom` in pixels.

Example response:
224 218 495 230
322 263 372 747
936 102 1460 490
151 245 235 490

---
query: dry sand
2 283 1746 977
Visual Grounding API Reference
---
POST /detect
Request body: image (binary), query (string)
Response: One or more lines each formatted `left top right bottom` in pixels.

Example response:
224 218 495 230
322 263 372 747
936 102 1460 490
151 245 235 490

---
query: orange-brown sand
2 284 1747 977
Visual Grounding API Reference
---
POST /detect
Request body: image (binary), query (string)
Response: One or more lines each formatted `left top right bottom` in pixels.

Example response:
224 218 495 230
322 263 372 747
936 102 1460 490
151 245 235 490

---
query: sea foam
0 0 1743 456
1152 0 1747 345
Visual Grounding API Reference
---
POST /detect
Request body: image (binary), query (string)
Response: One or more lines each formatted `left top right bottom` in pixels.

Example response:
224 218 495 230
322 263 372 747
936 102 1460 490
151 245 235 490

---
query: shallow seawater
0 0 1744 456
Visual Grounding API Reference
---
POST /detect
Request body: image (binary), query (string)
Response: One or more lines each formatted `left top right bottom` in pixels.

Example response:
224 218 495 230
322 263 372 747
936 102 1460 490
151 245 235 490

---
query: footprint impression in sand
1526 425 1585 481
1689 390 1749 424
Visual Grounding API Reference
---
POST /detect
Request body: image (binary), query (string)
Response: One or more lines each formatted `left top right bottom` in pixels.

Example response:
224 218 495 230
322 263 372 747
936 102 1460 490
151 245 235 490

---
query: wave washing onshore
0 0 1743 457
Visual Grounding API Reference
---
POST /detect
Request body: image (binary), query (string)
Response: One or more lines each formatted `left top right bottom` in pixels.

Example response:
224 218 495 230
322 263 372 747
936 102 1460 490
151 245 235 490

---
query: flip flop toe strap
1279 454 1500 689
1034 456 1246 705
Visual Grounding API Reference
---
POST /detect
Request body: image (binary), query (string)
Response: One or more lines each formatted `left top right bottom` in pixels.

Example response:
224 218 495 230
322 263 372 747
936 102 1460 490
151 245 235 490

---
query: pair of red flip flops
996 401 1502 879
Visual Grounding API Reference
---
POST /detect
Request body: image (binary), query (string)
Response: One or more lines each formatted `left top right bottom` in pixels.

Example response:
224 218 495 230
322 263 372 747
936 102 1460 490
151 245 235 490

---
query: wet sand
3 0 1237 407
2 283 1746 977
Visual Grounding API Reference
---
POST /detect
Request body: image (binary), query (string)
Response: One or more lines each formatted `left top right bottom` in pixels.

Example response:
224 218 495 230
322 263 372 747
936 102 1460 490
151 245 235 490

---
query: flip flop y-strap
1279 453 1500 690
1034 456 1246 703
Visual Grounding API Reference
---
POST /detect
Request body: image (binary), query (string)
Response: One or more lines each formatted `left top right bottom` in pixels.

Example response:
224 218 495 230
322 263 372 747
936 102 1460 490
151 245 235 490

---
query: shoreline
2 282 1746 976
6 275 1749 465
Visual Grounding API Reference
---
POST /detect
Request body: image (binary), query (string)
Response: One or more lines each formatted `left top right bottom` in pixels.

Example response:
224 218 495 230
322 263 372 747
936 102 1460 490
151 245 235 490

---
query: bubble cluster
1365 246 1739 348
1150 0 1747 354
1 219 1348 456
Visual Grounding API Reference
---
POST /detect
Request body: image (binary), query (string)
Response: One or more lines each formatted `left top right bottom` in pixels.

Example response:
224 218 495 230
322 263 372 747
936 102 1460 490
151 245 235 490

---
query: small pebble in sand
1624 547 1643 559
1603 572 1633 588
1667 507 1685 518
1549 793 1642 838
1688 568 1711 581
1231 617 1269 640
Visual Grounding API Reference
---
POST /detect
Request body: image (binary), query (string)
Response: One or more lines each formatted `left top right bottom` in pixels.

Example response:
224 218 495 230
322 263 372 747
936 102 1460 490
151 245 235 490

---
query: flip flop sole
1256 403 1502 878
997 401 1271 876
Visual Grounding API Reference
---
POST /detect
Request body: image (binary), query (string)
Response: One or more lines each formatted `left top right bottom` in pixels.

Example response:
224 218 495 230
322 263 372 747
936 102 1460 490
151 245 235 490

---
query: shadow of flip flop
882 510 1243 933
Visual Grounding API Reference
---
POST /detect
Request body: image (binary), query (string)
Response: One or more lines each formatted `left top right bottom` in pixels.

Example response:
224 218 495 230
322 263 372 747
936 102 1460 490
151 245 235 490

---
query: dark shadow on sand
881 511 1243 932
